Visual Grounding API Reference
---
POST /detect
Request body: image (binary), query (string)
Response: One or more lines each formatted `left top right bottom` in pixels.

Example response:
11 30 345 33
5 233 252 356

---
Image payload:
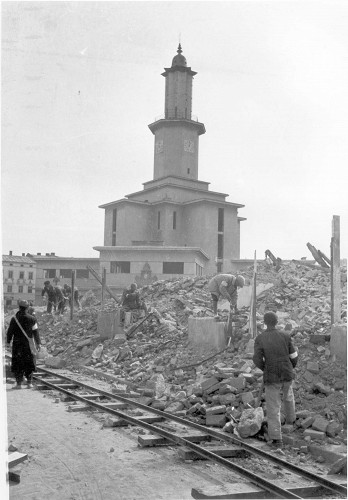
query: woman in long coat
7 300 41 389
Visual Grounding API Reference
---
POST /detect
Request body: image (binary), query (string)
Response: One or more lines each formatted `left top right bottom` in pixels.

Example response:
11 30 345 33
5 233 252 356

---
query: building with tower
94 45 246 288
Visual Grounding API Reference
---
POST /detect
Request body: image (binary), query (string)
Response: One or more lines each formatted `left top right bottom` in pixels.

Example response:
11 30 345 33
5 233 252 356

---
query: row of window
110 261 185 275
6 271 34 279
6 285 34 293
43 269 90 279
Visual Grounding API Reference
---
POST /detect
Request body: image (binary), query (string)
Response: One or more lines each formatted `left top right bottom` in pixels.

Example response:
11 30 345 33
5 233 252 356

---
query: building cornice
94 246 210 260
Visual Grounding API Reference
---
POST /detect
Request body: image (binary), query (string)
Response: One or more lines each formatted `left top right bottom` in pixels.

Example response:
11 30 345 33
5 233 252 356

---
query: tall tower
148 44 205 181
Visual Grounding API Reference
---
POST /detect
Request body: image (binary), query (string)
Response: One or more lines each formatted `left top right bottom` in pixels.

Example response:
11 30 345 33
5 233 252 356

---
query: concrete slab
188 317 226 350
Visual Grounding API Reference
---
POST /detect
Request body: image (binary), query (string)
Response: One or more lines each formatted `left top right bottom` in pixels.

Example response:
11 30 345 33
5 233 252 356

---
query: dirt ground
4 373 247 500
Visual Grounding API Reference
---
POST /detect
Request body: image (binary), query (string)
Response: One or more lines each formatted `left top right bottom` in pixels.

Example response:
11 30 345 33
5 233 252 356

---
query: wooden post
101 267 106 306
249 251 257 338
331 216 341 325
70 270 76 320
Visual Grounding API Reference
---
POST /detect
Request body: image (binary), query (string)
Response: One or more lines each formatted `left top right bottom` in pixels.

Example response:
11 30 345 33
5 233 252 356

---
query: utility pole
249 251 257 338
331 215 341 325
70 270 76 320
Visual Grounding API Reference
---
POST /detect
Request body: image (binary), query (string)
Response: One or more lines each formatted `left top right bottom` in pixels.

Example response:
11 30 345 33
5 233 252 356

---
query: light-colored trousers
265 381 295 440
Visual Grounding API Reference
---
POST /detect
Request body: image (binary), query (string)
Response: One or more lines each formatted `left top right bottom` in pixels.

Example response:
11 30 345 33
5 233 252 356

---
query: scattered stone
237 407 264 438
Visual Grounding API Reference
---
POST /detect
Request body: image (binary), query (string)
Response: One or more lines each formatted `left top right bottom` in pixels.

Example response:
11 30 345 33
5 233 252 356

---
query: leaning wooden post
70 270 76 320
101 267 106 307
331 215 341 325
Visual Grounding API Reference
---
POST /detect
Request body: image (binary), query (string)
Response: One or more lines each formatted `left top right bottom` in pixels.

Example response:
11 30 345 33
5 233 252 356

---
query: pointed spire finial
177 43 182 54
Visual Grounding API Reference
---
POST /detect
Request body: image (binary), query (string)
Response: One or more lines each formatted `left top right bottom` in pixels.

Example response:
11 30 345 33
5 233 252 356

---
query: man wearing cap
253 311 298 449
41 280 56 313
7 300 41 389
208 274 245 318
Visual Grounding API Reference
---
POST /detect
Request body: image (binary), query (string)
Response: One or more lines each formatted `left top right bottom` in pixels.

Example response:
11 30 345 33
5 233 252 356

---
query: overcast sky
2 0 348 261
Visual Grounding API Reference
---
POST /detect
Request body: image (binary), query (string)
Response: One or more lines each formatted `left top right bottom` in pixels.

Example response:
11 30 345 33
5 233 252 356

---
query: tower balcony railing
154 113 199 122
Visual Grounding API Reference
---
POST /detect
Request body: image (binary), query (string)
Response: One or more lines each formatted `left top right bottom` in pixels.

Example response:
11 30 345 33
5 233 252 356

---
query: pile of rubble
4 260 346 448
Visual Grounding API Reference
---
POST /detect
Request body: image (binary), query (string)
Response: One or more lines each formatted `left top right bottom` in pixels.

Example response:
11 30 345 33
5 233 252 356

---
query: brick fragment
241 392 254 405
306 361 319 374
228 376 246 391
205 405 226 416
326 421 341 437
201 377 219 391
205 414 227 427
219 393 237 406
311 418 329 433
302 371 314 383
301 416 315 429
303 429 326 440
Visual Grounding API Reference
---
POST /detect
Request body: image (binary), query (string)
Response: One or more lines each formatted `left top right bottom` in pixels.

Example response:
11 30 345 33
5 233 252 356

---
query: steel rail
32 370 300 499
32 366 346 498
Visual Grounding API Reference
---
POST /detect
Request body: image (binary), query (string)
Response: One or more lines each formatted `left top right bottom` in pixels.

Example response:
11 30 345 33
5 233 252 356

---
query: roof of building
172 44 187 67
2 255 36 264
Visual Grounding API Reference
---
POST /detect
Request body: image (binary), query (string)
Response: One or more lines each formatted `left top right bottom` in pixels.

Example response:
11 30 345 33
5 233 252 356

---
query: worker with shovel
253 311 298 449
208 274 245 319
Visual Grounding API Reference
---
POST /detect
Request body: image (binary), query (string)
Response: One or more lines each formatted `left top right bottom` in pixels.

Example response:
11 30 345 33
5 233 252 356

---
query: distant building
30 253 100 304
95 45 246 288
2 252 36 309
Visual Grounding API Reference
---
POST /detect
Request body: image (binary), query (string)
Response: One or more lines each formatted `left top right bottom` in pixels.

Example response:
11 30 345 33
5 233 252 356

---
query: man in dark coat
208 274 245 317
63 284 82 310
253 311 298 448
7 300 41 389
54 285 66 314
41 280 56 313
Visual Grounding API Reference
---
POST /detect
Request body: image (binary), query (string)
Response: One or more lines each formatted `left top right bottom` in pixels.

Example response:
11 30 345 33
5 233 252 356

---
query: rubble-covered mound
4 261 347 446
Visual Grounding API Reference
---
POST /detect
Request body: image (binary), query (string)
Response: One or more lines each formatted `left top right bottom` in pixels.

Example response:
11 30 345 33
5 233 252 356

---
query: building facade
95 45 246 288
2 253 36 309
31 253 100 305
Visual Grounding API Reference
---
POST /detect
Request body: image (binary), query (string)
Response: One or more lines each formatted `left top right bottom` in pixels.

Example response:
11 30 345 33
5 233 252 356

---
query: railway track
12 362 345 500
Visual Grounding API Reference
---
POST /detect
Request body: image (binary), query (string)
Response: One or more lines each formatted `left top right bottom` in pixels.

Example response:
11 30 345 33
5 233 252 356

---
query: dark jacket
7 310 41 347
253 327 298 384
41 284 56 300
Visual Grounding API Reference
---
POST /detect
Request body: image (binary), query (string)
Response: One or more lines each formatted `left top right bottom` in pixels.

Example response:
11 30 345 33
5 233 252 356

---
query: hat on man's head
44 280 50 285
264 311 278 326
18 299 29 308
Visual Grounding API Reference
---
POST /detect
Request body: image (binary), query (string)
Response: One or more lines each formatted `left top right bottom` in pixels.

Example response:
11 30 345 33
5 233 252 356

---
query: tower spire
177 43 182 54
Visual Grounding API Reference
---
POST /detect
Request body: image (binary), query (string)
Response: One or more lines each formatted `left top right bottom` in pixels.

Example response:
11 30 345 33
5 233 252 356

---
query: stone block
241 392 254 405
228 376 246 391
302 371 314 383
296 410 315 419
219 393 237 406
312 382 331 395
326 421 341 437
309 335 327 345
201 377 219 392
205 405 226 416
165 401 184 413
282 424 295 434
237 407 264 438
205 383 221 395
306 361 320 374
311 418 329 433
301 416 315 429
303 429 326 441
188 317 226 350
205 413 227 428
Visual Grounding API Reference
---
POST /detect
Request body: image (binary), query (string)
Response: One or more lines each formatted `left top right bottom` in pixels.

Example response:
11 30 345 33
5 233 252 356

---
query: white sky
1 0 348 260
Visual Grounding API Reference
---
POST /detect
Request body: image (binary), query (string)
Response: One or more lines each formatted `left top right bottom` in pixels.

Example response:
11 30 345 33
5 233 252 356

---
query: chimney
37 253 41 256
46 253 50 256
22 253 25 256
51 252 55 256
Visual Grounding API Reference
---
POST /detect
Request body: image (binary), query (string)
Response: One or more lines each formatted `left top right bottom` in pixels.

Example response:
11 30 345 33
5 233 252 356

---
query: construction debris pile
4 261 347 447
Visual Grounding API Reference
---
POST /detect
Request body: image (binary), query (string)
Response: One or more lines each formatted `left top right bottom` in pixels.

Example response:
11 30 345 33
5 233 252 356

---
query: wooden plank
81 393 106 400
179 445 249 461
100 402 129 410
56 383 79 389
307 242 330 268
8 452 28 468
138 433 212 448
331 215 341 325
112 415 164 427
